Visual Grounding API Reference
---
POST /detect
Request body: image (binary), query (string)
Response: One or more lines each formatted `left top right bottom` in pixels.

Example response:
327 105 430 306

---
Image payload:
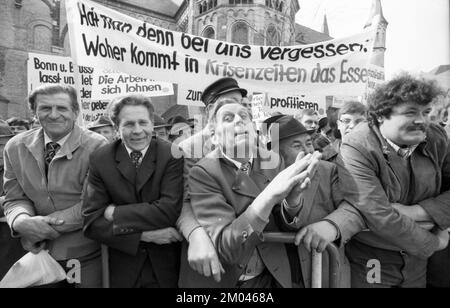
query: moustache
408 125 426 132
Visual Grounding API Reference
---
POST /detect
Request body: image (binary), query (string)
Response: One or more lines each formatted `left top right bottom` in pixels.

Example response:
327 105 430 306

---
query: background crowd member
153 114 170 141
168 116 193 145
6 117 29 135
266 115 365 287
2 84 108 287
313 117 339 162
294 109 319 131
87 115 116 143
83 96 184 288
337 101 367 149
177 77 247 287
189 99 318 288
0 121 25 279
337 74 450 288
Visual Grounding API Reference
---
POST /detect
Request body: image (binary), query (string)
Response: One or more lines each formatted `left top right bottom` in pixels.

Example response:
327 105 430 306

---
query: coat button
238 264 244 269
242 231 248 240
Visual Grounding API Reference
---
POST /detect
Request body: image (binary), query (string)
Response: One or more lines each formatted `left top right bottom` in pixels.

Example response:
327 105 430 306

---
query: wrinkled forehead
216 103 250 118
35 93 73 108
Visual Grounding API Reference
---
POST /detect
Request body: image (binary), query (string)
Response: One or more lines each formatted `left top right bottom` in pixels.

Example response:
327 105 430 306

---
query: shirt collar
123 143 150 159
220 147 254 170
380 132 419 159
44 131 72 148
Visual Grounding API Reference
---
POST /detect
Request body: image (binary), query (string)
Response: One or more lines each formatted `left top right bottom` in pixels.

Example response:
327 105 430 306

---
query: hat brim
278 129 316 141
215 87 248 100
88 123 113 130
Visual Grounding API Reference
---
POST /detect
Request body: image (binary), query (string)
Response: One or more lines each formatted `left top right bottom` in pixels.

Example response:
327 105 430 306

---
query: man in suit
188 98 318 287
83 95 184 288
2 84 108 287
177 77 248 286
267 115 366 287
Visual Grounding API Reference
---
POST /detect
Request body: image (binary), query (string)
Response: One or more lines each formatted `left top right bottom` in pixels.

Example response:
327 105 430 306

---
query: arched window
231 22 249 44
214 0 217 7
202 27 216 39
32 25 52 51
208 0 212 9
266 25 280 46
279 2 284 12
199 4 203 14
202 2 207 13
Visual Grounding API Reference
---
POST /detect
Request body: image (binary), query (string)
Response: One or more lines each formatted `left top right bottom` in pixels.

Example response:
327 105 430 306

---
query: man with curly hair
337 73 450 288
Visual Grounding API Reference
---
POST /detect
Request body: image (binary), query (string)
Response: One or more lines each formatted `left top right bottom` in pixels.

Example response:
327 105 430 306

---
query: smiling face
212 103 257 159
379 101 432 146
35 93 78 141
117 105 153 151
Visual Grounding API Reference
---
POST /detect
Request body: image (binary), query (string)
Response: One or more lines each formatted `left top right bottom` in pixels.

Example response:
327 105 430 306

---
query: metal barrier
101 244 110 288
263 232 341 288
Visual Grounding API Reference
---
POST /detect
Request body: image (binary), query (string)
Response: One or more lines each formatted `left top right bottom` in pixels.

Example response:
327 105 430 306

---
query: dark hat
87 115 113 130
153 114 171 129
201 78 248 107
269 115 315 142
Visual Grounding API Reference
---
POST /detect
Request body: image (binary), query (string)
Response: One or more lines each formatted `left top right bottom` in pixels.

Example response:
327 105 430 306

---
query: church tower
192 0 300 46
364 0 388 67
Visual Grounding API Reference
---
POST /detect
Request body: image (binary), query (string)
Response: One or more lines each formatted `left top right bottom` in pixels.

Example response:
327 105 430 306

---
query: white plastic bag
0 250 67 288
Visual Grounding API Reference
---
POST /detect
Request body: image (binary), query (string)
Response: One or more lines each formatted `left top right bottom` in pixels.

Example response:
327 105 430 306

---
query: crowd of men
0 74 449 288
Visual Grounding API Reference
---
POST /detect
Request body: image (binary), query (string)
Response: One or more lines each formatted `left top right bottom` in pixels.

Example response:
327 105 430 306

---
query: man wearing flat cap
88 115 116 143
264 115 366 287
177 77 248 287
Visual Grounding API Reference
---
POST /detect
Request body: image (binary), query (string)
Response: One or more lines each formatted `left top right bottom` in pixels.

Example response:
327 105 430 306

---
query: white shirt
220 148 254 171
381 134 419 159
123 144 149 165
44 131 71 150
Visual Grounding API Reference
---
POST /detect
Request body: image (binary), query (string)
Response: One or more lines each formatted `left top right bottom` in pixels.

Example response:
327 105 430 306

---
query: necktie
397 147 411 159
130 151 142 168
44 142 60 175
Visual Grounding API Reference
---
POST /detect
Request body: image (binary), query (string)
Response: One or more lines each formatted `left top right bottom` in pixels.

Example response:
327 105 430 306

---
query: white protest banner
66 0 377 109
251 93 266 121
91 70 173 100
177 85 205 107
364 64 385 102
265 93 326 116
28 52 75 92
27 52 111 125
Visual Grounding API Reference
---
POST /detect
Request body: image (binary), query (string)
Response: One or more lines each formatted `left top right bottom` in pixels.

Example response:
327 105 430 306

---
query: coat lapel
53 125 82 161
296 168 320 227
115 142 136 185
25 128 46 178
136 139 156 193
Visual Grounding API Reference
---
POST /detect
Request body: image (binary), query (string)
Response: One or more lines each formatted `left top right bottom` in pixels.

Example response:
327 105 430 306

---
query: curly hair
368 73 443 124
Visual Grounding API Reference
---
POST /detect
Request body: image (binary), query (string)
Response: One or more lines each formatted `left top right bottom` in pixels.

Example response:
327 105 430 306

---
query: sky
296 0 450 79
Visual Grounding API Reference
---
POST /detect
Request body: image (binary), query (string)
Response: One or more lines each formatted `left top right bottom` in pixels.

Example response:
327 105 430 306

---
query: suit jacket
82 137 183 288
337 122 450 259
279 161 365 288
188 147 296 288
2 125 107 260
